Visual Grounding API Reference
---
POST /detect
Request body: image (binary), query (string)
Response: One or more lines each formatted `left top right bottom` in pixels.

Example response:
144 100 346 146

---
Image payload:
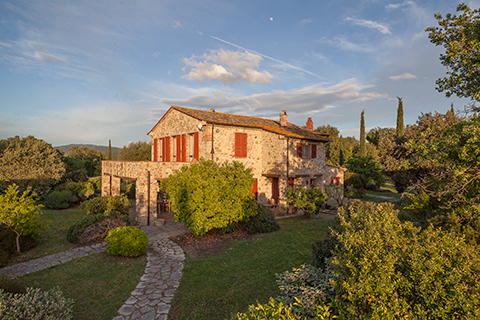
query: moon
270 17 273 21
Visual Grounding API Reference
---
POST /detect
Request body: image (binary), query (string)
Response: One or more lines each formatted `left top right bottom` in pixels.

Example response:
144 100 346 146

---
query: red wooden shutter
235 133 247 157
297 143 302 158
176 136 181 162
193 132 199 161
162 138 165 162
165 137 170 162
153 138 158 162
251 178 258 201
181 134 187 162
311 144 317 158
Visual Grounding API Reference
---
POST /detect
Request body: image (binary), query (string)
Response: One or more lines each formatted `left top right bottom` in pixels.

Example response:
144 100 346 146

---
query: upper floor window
235 133 247 158
297 143 317 159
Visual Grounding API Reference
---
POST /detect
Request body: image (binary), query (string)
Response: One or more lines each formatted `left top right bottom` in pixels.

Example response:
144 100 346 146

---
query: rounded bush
43 190 78 209
105 226 148 257
245 204 280 235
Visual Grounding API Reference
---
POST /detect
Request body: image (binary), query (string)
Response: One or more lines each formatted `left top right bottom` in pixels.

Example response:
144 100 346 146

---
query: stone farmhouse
102 106 343 226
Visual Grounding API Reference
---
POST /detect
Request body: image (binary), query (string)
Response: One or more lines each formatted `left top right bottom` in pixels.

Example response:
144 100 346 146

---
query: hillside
55 144 120 160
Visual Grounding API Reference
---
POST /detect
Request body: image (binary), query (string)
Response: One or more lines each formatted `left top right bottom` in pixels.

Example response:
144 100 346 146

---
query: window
153 138 158 162
164 137 170 162
297 143 317 158
235 133 247 158
189 132 199 161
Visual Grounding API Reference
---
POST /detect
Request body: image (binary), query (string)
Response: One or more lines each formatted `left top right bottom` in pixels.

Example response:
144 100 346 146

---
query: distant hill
55 144 121 160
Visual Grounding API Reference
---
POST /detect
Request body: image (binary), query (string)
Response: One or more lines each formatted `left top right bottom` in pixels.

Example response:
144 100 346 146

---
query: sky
0 0 477 147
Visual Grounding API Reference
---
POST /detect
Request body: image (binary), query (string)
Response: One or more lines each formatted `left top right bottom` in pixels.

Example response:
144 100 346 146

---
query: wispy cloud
157 78 387 115
385 1 415 11
182 49 273 84
345 17 391 35
328 36 375 53
389 73 417 80
33 51 67 63
210 35 323 79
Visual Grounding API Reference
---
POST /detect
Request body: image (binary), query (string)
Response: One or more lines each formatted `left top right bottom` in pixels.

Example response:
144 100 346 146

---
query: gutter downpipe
211 124 215 161
286 136 289 215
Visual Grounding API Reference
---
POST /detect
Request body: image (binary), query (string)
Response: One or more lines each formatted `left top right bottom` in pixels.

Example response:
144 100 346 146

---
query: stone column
135 171 158 226
111 176 121 196
101 174 111 197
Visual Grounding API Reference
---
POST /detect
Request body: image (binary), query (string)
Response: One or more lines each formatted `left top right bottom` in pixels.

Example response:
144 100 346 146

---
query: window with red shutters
164 137 170 162
181 134 187 162
235 133 247 157
153 138 158 162
311 144 317 158
251 178 258 201
194 132 199 161
297 143 302 158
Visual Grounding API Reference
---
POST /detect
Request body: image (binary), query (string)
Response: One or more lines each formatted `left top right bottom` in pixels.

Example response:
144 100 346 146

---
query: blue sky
0 0 477 147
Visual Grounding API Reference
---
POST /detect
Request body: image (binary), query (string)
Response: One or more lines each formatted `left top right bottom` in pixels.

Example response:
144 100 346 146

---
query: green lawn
16 252 147 320
8 207 86 265
169 216 336 320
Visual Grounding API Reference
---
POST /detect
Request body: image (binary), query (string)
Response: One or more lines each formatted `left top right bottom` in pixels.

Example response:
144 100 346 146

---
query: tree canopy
64 146 105 179
118 140 151 161
426 3 480 103
0 136 65 197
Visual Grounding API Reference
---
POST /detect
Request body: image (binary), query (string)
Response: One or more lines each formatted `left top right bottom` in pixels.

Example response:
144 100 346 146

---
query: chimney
306 117 313 131
210 108 215 112
280 110 288 127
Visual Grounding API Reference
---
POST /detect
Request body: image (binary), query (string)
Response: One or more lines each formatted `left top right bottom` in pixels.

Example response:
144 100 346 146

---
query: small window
235 133 247 158
302 144 311 158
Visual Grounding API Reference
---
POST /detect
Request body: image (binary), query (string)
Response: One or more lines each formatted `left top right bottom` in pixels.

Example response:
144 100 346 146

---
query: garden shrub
161 160 257 236
286 186 326 217
105 226 148 257
122 181 136 199
66 214 106 243
43 190 78 209
311 236 337 270
0 287 74 320
245 204 280 235
231 297 336 320
331 201 480 319
277 264 335 318
80 195 130 215
343 171 366 191
0 226 36 267
66 180 95 201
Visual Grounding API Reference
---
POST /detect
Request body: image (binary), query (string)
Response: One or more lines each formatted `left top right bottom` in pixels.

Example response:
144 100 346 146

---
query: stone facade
102 106 336 225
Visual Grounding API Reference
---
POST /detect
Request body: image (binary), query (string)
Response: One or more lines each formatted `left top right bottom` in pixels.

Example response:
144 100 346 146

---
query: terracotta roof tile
171 106 330 142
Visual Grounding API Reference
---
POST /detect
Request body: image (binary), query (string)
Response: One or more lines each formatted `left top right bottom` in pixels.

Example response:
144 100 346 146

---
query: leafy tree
316 125 358 166
108 139 112 160
118 140 151 161
426 3 480 104
0 184 43 252
160 160 256 236
286 185 326 217
366 127 395 147
64 146 105 179
396 97 404 137
346 155 385 188
359 110 366 157
0 136 65 197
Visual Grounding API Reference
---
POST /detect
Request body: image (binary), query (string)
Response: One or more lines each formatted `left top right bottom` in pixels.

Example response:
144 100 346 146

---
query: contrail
210 35 322 79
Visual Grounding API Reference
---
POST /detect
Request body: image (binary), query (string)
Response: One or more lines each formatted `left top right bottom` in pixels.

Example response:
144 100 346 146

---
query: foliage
80 195 130 215
366 127 395 147
105 226 148 257
66 214 106 243
426 3 480 104
231 297 336 320
346 155 384 188
0 277 27 294
343 171 366 191
311 236 337 270
161 160 256 236
122 181 136 199
43 190 78 209
324 183 344 206
63 146 105 179
0 226 36 267
66 180 96 201
0 136 65 198
277 264 334 317
359 110 366 157
315 125 358 166
0 184 43 252
244 204 280 235
396 97 404 137
118 140 151 161
331 201 480 319
0 287 74 320
287 186 326 217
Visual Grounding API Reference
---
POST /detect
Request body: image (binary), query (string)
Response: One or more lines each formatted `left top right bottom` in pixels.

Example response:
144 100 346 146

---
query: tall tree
118 141 151 161
64 146 106 179
108 140 112 160
426 3 480 105
359 110 366 157
396 97 404 137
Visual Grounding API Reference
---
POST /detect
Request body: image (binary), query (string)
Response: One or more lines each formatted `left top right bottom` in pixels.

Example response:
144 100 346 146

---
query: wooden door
272 177 279 204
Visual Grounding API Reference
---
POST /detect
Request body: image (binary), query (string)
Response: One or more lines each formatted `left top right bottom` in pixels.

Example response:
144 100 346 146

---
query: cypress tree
360 110 366 157
396 97 404 137
108 140 112 160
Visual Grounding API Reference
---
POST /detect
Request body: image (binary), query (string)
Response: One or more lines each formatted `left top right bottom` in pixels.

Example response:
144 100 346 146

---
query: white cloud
152 52 161 57
33 51 67 63
345 17 392 35
389 73 417 80
182 49 274 84
329 36 375 53
385 1 415 11
158 78 387 115
172 20 182 28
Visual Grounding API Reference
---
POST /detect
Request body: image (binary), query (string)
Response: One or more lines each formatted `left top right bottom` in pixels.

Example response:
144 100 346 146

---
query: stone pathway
0 242 107 279
0 222 190 320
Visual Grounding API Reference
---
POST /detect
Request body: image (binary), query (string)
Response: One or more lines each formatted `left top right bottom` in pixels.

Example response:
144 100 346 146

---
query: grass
15 252 147 320
169 216 336 320
8 207 86 265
